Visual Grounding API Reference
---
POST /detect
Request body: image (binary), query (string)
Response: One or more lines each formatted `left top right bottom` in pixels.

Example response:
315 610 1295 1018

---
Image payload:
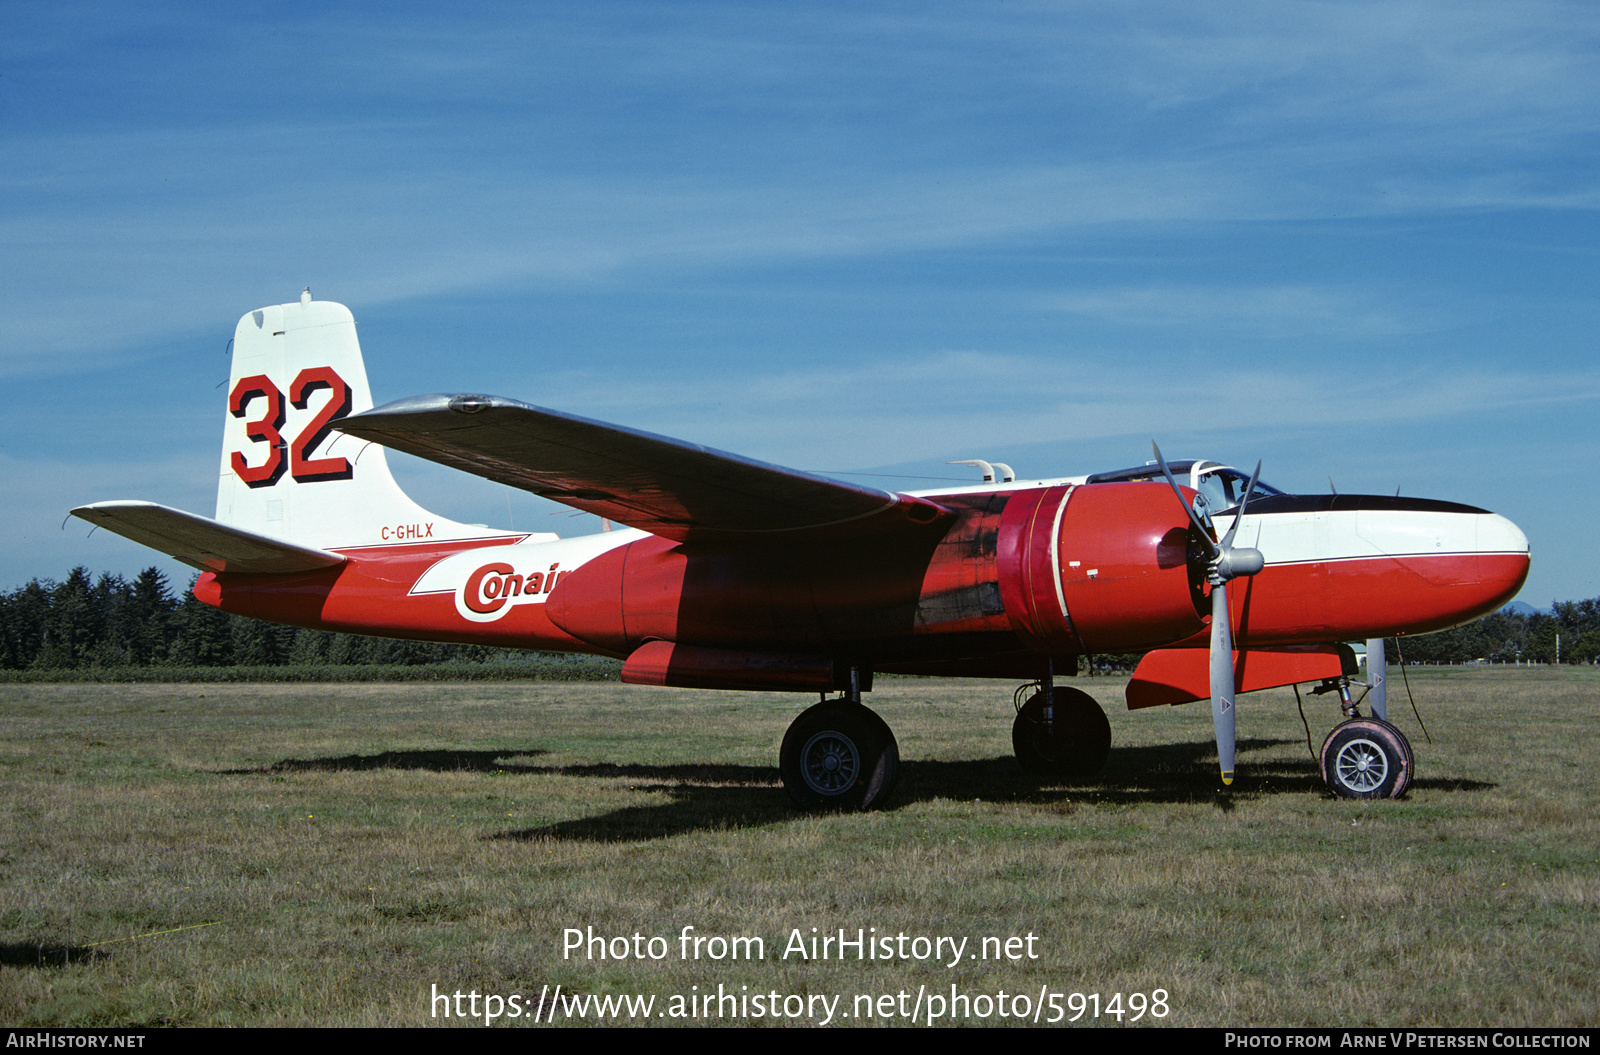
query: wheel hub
800 732 859 795
1335 738 1388 793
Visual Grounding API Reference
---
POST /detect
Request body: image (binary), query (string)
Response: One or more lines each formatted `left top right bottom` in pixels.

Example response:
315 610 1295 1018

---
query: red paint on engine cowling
1056 484 1203 652
998 483 1202 655
995 485 1073 653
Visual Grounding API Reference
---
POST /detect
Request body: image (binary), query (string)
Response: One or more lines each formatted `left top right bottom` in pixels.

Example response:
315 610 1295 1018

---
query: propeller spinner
1152 443 1265 785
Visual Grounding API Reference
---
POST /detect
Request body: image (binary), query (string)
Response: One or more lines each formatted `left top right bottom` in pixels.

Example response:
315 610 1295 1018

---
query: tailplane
70 501 347 574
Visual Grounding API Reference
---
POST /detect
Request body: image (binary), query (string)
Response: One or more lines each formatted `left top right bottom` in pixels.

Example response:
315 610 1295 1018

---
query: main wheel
780 702 899 811
1320 718 1413 799
1012 687 1111 781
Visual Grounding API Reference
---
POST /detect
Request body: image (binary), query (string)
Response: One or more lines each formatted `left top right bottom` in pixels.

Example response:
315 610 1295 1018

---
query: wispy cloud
513 350 1600 470
1036 284 1429 338
6 3 1599 374
4 1 1597 603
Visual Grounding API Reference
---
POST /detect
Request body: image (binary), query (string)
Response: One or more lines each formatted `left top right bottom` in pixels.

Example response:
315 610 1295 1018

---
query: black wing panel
336 394 949 542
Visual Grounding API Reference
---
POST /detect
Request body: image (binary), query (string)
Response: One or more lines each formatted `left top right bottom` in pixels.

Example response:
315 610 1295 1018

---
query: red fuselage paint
196 483 1530 681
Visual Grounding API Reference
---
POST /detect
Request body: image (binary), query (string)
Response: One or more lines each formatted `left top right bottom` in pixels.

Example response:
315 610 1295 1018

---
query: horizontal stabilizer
71 501 347 575
336 394 950 542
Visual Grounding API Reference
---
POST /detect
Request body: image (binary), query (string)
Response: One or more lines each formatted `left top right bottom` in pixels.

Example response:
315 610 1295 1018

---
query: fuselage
198 479 1530 684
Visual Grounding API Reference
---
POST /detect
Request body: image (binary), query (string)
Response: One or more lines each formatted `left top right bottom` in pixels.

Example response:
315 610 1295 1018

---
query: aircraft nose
1469 509 1531 601
1234 496 1530 643
1341 502 1530 635
1478 511 1530 560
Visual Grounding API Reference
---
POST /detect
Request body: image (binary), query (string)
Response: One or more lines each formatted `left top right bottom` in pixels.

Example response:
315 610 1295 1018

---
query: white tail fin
216 293 501 549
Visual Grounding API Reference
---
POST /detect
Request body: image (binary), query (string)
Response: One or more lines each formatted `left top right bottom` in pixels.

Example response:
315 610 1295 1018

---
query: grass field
2 668 1595 1027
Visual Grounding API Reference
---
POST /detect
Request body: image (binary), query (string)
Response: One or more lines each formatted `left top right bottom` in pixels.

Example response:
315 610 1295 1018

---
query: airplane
72 293 1531 808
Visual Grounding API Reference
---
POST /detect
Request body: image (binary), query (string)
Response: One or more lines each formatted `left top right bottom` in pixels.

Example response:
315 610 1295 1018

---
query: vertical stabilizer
216 294 506 550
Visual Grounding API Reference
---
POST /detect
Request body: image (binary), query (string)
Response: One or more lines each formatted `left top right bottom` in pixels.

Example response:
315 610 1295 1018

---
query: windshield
1081 459 1288 509
1196 467 1282 512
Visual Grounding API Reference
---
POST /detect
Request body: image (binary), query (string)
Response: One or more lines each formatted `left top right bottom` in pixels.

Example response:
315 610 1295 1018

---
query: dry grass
1 669 1595 1027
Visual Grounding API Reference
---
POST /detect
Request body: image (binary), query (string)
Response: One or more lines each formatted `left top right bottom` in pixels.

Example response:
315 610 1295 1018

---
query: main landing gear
779 671 899 811
1315 641 1412 799
775 665 1115 811
774 661 1118 810
1012 685 1111 781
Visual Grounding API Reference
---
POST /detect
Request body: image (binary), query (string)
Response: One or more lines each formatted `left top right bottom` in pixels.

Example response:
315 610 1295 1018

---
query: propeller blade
1218 460 1262 550
1151 442 1218 556
1210 579 1236 785
1151 441 1262 787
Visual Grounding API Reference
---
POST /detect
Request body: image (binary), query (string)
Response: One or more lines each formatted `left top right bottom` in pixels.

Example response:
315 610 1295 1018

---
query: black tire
1320 718 1413 800
1012 687 1111 781
780 702 899 811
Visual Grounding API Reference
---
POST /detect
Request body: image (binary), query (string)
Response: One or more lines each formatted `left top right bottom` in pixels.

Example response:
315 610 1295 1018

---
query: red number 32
229 367 353 488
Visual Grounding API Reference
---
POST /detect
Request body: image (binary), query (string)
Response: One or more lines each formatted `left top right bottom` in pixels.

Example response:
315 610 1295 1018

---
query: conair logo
459 562 571 622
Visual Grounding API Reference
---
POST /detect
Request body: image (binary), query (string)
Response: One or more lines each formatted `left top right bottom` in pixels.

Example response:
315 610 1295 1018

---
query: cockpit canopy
1083 459 1285 514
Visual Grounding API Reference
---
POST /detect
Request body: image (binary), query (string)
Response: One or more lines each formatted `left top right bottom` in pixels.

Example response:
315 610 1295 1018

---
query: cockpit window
1082 460 1287 509
1197 468 1282 511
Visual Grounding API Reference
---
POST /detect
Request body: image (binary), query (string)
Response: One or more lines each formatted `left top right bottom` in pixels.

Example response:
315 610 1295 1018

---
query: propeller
1152 444 1265 785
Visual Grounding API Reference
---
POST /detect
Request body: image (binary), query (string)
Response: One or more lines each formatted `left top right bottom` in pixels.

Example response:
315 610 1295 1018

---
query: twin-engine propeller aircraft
73 294 1531 807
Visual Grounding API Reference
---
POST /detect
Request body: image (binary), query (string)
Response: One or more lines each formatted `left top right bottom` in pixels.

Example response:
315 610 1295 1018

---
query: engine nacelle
998 483 1203 655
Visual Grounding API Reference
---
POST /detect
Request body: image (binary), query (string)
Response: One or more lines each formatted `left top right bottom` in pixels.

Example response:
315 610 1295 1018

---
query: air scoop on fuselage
1208 494 1530 644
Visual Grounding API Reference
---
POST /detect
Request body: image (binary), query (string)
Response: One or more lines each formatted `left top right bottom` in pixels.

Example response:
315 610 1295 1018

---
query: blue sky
5 1 1597 609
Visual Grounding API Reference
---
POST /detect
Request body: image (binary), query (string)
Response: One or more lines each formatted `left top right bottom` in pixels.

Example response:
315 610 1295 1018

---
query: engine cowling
997 483 1203 655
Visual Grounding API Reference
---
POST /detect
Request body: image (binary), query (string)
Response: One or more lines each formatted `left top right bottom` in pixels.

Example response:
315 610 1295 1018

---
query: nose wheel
1319 717 1413 799
780 701 899 811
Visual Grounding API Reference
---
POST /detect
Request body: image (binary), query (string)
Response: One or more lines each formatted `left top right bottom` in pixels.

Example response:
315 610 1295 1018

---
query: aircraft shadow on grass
0 941 106 969
223 748 556 775
224 739 1493 845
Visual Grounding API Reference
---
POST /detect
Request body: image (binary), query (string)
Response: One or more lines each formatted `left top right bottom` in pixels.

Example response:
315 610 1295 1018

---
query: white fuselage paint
1213 508 1529 572
409 529 644 623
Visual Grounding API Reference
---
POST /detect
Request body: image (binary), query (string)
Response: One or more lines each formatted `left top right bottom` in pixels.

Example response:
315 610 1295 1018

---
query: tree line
3 566 1597 673
1 566 513 671
1386 601 1600 665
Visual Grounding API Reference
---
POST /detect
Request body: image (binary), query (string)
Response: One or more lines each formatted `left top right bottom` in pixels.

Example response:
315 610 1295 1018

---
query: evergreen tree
34 568 99 668
0 579 51 669
128 568 177 664
169 584 234 666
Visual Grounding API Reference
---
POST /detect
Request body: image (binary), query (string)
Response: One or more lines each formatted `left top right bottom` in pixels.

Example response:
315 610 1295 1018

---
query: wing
72 502 347 574
334 394 950 542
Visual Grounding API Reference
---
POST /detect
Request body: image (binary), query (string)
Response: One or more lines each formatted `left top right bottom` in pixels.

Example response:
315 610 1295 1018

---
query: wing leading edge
335 394 950 542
